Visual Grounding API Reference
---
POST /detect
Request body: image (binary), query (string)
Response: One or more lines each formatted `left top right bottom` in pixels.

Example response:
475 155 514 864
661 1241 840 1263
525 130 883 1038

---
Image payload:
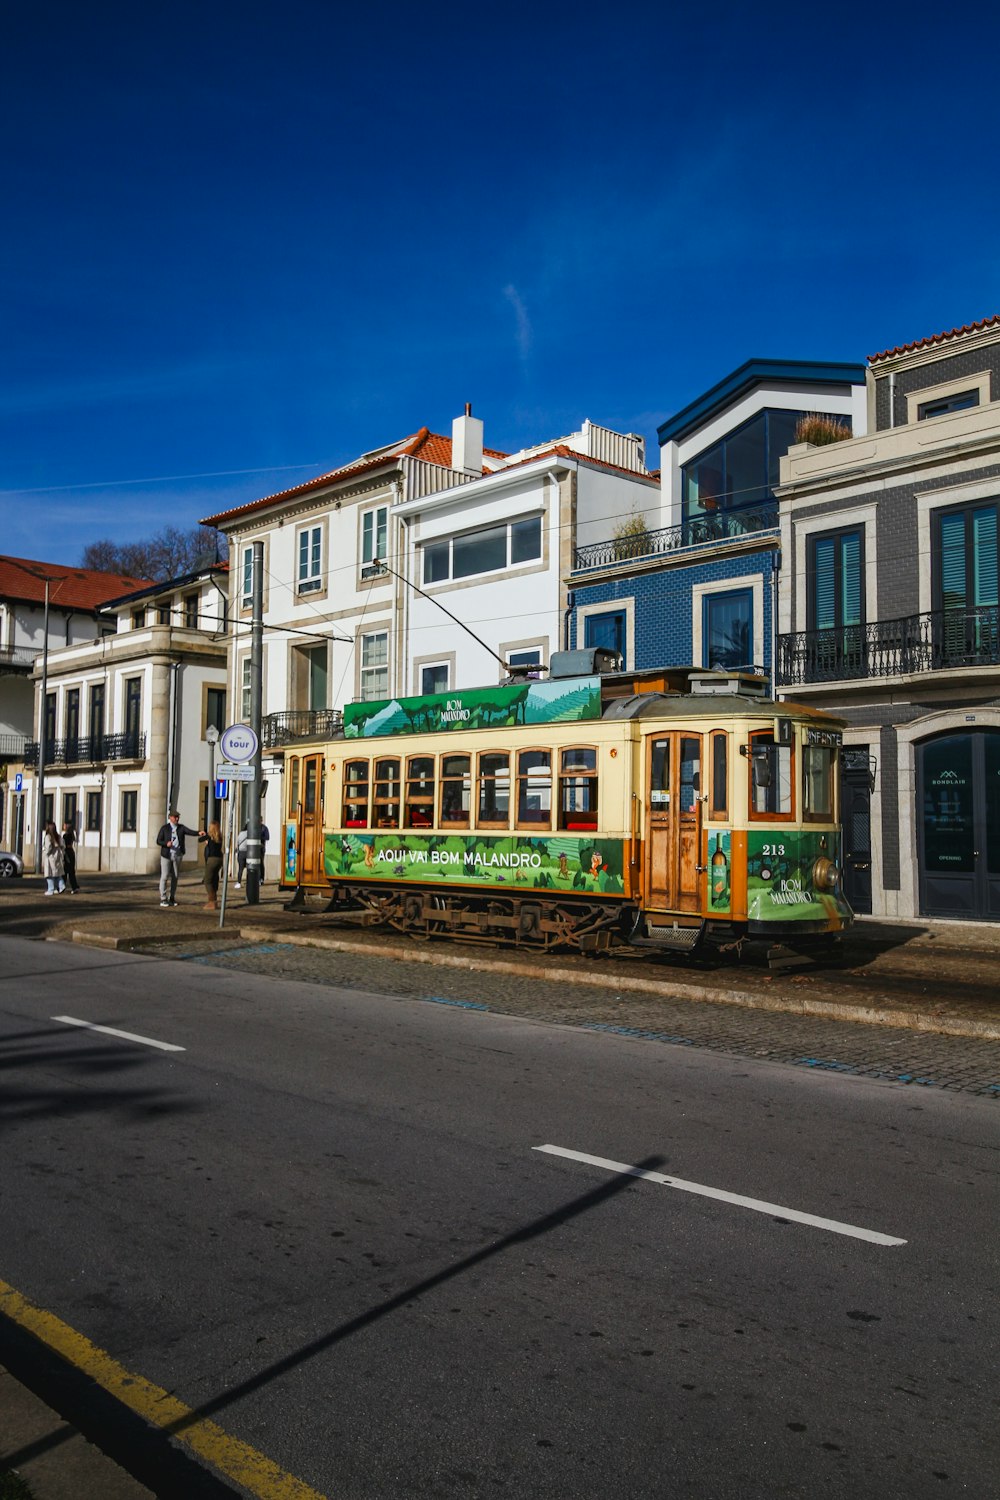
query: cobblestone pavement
137 935 1000 1099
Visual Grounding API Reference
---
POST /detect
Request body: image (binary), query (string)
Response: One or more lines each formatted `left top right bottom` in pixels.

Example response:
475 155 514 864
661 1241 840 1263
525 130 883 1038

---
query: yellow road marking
0 1277 328 1500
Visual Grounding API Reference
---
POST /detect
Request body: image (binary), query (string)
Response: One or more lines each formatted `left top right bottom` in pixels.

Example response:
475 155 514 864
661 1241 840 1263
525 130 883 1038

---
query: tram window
342 759 370 828
748 733 794 818
304 761 318 815
288 759 300 814
680 737 701 812
803 746 834 819
710 732 728 819
440 754 471 826
517 749 551 827
373 758 401 828
649 738 670 804
560 747 598 830
478 752 510 827
404 756 435 828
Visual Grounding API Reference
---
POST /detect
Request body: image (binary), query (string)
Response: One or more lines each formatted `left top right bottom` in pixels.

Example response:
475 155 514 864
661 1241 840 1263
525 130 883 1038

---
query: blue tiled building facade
568 360 866 682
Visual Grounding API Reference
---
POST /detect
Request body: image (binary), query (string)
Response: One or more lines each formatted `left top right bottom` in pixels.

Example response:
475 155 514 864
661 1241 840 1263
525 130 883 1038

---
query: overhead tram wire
368 558 510 673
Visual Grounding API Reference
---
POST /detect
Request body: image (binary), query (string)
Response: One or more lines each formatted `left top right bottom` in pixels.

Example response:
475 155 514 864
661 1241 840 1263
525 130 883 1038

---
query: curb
64 923 1000 1042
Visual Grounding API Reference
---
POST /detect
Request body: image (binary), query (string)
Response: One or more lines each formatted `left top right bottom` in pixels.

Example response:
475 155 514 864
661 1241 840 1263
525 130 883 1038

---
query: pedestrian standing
202 820 223 910
235 821 269 888
155 811 204 907
42 820 66 895
62 819 80 893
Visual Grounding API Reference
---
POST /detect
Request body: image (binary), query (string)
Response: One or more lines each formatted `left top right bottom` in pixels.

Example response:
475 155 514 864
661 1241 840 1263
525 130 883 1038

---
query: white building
1 554 150 856
202 413 654 840
21 565 229 874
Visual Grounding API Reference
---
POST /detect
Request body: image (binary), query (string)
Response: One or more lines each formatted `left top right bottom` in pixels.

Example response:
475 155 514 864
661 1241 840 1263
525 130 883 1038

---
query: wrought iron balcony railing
262 709 344 748
776 606 1000 686
574 503 778 572
22 732 147 767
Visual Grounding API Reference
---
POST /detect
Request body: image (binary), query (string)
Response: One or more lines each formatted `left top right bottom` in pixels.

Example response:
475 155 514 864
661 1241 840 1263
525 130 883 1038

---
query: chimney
452 403 484 477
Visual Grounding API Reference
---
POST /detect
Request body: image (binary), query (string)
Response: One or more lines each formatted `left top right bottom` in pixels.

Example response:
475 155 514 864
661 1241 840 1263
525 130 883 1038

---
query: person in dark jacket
61 819 80 892
202 820 223 910
155 811 204 907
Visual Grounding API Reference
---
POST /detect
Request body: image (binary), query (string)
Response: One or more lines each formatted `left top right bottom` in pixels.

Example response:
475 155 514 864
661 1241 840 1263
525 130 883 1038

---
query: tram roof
337 668 844 741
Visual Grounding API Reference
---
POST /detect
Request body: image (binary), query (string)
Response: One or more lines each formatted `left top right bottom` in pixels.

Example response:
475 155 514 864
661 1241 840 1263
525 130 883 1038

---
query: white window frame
240 658 252 721
297 524 324 595
421 513 543 586
241 546 254 609
361 505 388 568
692 577 765 673
360 630 389 701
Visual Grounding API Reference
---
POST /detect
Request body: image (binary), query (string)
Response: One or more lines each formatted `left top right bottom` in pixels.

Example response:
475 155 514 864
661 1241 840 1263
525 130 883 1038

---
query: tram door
645 732 703 912
297 752 326 884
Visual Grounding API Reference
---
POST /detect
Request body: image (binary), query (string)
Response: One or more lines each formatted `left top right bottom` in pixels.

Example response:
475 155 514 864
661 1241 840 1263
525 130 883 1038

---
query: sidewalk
0 1368 152 1500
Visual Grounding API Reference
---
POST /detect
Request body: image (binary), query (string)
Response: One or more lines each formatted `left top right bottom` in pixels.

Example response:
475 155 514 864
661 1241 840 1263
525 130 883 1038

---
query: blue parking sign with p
14 773 22 792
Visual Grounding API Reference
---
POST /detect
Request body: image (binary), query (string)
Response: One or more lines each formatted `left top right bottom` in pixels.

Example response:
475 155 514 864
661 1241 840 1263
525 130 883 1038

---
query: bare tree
81 525 227 581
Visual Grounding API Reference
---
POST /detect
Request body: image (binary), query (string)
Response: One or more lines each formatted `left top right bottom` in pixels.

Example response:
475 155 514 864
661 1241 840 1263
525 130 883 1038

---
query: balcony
0 733 28 758
0 645 38 674
262 709 344 748
574 503 778 573
22 733 147 767
776 606 1000 686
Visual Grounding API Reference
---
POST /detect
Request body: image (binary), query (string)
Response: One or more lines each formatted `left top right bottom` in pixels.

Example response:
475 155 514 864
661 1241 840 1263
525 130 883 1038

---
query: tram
279 652 853 953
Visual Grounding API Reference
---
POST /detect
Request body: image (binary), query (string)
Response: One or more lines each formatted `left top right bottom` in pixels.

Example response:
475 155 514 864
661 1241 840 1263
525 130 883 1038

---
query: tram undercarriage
306 883 634 952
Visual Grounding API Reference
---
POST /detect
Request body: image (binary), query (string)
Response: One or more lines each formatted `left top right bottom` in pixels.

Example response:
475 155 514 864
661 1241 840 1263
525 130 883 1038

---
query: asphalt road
1 935 997 1499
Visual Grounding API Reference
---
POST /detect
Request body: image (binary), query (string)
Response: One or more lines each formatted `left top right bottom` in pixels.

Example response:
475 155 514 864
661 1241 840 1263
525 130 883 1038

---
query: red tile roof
201 428 510 528
869 314 1000 363
0 555 154 611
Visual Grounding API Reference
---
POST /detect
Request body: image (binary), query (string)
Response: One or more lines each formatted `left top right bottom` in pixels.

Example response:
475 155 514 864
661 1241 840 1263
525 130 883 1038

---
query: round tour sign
219 724 259 763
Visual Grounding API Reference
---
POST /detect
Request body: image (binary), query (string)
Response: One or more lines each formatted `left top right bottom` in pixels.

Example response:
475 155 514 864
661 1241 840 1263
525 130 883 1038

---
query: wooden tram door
297 752 326 884
645 732 703 912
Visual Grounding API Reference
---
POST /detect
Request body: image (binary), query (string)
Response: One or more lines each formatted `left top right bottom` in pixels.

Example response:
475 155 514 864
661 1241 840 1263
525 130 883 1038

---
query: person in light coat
42 820 66 895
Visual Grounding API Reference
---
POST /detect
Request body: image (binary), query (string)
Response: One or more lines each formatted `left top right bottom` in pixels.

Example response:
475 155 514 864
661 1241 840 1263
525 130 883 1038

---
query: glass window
803 746 834 818
184 594 199 627
404 755 435 828
439 754 470 826
507 648 542 671
298 526 323 593
241 659 252 720
517 749 551 827
454 524 507 579
679 736 701 812
559 747 598 829
681 409 814 525
421 663 449 695
86 790 102 832
749 732 794 818
710 732 728 819
683 441 724 517
724 414 767 509
307 644 327 711
242 547 254 605
63 792 77 829
704 590 753 670
303 760 318 815
423 541 449 585
649 737 670 805
89 683 105 746
65 689 80 744
478 752 510 827
157 601 172 624
42 793 54 827
342 759 370 827
918 391 979 420
206 687 226 737
360 632 389 700
288 758 300 815
362 507 388 566
511 516 542 565
373 758 401 828
124 678 142 746
121 789 138 832
132 608 145 629
922 735 974 872
44 693 56 749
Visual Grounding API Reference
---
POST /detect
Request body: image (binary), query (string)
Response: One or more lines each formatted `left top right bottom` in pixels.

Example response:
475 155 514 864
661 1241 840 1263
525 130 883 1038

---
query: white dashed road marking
533 1143 907 1246
51 1016 185 1053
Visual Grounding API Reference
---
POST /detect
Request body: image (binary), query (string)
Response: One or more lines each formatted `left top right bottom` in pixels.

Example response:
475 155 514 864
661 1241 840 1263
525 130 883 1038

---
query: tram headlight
812 856 840 890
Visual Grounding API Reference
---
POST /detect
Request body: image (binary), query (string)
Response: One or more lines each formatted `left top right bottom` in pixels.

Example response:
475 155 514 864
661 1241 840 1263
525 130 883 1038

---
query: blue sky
3 1 998 564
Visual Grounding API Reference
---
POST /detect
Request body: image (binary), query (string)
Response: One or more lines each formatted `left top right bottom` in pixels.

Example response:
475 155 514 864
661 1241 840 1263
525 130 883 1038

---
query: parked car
0 849 25 878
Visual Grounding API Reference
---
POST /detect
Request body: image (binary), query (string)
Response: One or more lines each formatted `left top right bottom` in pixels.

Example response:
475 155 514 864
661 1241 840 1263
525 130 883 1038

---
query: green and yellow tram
279 658 852 953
